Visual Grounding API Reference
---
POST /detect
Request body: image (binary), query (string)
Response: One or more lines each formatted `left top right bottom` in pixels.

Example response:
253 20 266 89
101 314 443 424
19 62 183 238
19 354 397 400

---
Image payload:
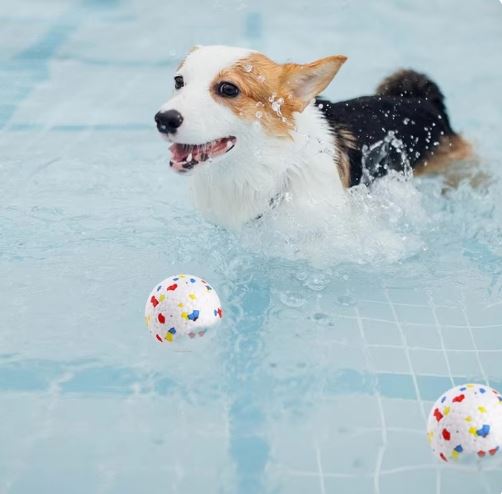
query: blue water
1 0 502 493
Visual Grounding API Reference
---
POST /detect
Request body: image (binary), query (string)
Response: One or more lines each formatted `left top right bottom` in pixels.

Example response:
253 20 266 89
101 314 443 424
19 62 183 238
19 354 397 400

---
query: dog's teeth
187 153 192 162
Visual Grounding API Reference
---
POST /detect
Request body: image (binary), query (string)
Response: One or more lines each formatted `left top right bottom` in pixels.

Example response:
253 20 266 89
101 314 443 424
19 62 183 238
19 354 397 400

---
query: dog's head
155 45 346 173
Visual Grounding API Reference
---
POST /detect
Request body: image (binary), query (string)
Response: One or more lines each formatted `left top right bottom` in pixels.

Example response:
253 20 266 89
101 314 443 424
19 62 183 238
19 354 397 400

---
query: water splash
239 170 427 266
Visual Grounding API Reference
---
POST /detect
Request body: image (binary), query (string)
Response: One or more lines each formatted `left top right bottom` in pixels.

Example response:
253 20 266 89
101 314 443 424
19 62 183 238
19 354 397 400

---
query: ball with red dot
427 383 502 463
144 274 223 343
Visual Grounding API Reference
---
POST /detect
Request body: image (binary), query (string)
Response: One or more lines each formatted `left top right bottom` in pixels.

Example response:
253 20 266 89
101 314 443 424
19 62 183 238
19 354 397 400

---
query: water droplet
279 291 306 308
337 295 355 307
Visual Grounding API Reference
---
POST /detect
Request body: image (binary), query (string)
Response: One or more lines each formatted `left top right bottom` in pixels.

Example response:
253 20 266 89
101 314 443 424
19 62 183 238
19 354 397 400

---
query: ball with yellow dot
144 274 223 343
427 383 502 463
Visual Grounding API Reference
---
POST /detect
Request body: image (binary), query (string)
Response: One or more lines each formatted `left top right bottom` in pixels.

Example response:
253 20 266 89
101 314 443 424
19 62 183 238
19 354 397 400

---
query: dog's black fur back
376 69 453 133
317 69 460 186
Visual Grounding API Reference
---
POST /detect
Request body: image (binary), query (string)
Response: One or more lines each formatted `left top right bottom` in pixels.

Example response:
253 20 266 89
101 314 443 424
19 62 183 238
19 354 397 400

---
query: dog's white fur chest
189 104 346 229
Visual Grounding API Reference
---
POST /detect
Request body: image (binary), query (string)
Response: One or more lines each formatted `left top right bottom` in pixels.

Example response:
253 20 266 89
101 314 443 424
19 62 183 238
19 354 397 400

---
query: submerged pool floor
1 0 502 493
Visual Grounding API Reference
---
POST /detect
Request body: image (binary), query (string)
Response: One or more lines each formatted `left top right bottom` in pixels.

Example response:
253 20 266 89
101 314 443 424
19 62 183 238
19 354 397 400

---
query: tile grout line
384 289 427 420
355 306 387 494
428 293 455 388
461 303 490 386
315 443 326 494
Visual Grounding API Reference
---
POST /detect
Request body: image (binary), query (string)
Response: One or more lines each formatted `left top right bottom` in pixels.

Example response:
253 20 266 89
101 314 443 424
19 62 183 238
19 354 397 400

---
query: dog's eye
217 82 240 98
174 76 184 90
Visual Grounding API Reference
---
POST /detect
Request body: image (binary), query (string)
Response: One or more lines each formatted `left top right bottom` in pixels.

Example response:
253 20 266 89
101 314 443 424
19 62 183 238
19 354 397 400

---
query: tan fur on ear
212 53 346 138
282 55 347 112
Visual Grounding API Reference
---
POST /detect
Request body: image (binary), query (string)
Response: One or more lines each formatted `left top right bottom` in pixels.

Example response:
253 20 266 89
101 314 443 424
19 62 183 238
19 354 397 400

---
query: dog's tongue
169 137 235 171
170 144 190 163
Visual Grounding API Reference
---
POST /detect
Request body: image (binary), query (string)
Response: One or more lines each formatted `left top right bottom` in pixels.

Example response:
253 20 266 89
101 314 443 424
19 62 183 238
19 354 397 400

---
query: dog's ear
282 55 347 112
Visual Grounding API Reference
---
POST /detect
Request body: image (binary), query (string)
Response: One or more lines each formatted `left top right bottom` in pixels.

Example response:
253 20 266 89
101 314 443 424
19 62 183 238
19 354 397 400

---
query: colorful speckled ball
427 383 502 463
144 274 223 343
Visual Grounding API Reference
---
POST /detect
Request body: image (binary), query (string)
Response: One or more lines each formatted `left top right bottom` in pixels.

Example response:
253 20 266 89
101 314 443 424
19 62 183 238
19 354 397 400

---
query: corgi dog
155 45 471 229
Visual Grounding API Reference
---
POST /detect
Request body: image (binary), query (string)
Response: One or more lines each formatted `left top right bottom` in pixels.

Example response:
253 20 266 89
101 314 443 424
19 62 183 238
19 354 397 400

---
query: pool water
1 0 502 493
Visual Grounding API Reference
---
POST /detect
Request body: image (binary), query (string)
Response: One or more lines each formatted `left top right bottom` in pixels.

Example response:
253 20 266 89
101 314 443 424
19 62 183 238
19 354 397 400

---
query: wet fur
213 53 346 138
317 69 472 187
157 47 472 229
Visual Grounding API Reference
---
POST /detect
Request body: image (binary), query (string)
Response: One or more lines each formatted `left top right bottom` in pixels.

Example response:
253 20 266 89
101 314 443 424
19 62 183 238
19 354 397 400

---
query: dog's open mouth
169 136 236 172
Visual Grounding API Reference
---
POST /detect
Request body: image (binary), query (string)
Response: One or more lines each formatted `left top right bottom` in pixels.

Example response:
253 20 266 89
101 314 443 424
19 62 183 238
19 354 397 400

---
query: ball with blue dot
145 274 223 343
427 383 502 463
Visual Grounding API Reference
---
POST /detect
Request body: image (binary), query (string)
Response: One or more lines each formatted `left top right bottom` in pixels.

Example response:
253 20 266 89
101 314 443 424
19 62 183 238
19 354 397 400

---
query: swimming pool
1 0 502 492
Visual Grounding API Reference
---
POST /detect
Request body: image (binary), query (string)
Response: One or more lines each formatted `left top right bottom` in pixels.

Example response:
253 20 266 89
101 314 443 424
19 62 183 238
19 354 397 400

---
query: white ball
144 274 223 343
427 383 502 463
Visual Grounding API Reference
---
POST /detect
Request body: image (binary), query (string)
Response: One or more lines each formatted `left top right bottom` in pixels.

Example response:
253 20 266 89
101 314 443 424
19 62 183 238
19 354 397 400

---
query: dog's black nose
155 110 183 134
